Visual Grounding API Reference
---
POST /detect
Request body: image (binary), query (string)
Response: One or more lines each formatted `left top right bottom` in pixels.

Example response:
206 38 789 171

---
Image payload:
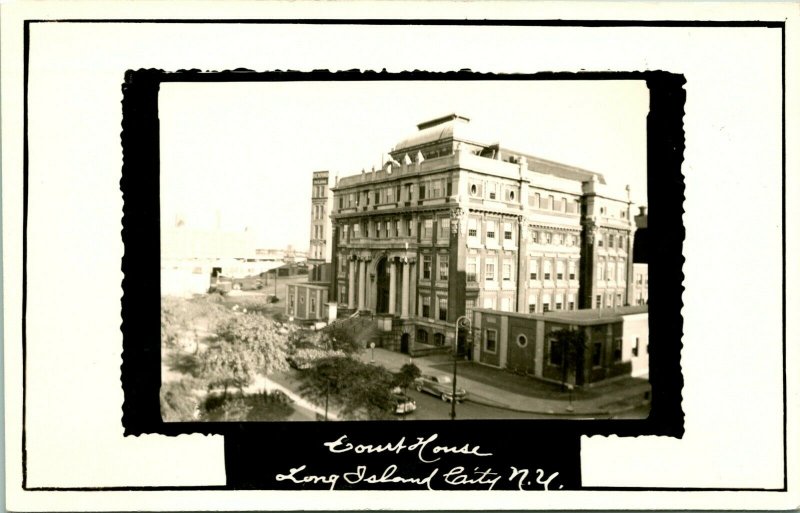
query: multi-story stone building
308 170 333 282
328 114 636 355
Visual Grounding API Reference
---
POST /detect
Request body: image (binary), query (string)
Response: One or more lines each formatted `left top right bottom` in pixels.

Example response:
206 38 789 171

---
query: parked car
414 374 467 402
391 392 417 415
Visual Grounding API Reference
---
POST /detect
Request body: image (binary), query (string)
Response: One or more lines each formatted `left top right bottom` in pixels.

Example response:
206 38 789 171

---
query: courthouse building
327 114 637 355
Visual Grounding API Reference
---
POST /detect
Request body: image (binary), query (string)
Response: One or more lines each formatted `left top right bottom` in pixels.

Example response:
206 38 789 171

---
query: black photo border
19 19 786 494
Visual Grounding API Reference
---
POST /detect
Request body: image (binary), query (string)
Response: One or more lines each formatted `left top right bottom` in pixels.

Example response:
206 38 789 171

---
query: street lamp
370 342 376 363
451 315 471 420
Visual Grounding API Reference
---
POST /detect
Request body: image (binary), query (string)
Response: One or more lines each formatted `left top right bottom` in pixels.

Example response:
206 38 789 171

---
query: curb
467 394 651 418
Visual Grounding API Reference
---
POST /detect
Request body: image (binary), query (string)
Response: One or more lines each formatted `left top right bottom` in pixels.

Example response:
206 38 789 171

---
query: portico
345 252 415 319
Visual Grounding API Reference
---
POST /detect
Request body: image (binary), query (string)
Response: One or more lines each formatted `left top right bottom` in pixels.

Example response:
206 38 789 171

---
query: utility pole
451 316 470 420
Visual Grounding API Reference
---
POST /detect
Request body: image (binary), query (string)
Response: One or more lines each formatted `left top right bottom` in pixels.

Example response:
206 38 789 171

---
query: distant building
308 171 334 283
472 305 649 386
327 114 638 355
286 282 330 323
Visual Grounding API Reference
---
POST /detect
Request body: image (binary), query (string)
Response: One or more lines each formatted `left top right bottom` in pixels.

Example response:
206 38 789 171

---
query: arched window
417 329 428 343
433 333 446 346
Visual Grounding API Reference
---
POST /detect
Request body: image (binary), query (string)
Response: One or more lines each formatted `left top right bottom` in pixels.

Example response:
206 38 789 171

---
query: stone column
348 259 356 308
401 260 410 319
388 259 397 315
358 259 366 311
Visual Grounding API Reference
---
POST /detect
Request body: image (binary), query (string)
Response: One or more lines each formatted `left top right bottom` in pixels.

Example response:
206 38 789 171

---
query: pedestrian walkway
360 348 650 417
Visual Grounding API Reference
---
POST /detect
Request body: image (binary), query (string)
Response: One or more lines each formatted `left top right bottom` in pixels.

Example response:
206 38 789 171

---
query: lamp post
451 315 471 420
370 342 376 364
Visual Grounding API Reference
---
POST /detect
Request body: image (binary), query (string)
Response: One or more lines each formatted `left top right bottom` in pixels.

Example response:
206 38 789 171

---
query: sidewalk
360 348 651 417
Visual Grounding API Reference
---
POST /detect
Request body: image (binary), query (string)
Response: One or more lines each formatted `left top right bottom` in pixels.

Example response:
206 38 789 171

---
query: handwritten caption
275 434 561 491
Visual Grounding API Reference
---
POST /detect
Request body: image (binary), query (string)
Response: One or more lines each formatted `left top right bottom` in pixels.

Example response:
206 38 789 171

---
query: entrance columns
358 259 367 311
347 259 356 309
388 259 397 315
401 260 410 319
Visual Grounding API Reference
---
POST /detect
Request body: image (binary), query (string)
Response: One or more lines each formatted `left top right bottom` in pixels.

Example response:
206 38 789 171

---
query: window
608 261 615 281
503 222 513 240
517 334 528 348
548 195 555 210
485 259 496 281
533 192 541 208
438 297 448 321
608 234 614 249
465 299 476 320
502 261 512 281
614 338 623 362
423 255 432 279
488 183 497 200
439 218 450 238
423 219 433 239
419 185 426 199
485 329 498 353
439 258 449 280
592 342 603 367
417 329 428 343
509 190 516 201
529 259 538 280
528 297 537 313
310 297 316 314
598 235 603 247
486 221 496 240
549 338 563 366
543 260 552 281
365 191 370 206
468 217 478 237
555 293 563 310
568 294 575 310
545 232 552 244
531 230 538 243
568 261 576 280
542 294 551 312
395 220 400 237
405 218 412 236
433 333 446 346
595 295 602 308
469 183 478 196
375 222 381 238
632 337 640 357
289 295 295 314
597 259 605 281
421 296 431 318
353 224 360 237
616 293 622 306
556 260 565 280
467 259 477 282
386 221 391 237
637 274 643 285
339 197 343 210
617 262 625 283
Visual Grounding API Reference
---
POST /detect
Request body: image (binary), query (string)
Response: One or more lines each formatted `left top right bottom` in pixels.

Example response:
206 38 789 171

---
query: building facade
327 114 637 355
472 305 649 386
308 171 334 283
286 283 330 323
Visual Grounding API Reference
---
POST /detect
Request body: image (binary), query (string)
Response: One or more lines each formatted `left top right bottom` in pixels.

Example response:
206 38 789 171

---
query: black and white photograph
3 2 797 510
158 80 653 423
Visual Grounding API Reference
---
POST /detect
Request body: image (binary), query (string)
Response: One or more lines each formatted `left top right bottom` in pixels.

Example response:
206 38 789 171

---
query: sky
159 80 649 251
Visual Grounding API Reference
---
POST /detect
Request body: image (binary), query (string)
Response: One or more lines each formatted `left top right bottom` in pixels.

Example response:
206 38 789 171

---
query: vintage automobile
414 374 467 402
391 392 417 415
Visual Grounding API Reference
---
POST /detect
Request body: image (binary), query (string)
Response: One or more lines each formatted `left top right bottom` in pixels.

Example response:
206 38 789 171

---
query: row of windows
527 292 577 313
594 293 626 308
596 258 627 282
482 331 645 363
529 193 580 214
312 184 327 199
288 293 318 315
467 218 516 243
419 295 448 321
421 254 449 281
597 232 628 249
311 224 325 240
311 204 326 220
337 179 454 210
597 205 629 219
527 259 578 281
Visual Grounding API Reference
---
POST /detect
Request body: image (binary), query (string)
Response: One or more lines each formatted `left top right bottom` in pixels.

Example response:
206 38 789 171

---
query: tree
160 379 201 421
393 362 421 393
549 328 587 391
298 356 395 420
321 317 381 355
200 313 290 396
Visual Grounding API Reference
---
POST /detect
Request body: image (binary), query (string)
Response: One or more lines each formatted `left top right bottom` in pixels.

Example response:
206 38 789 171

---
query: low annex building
472 305 648 386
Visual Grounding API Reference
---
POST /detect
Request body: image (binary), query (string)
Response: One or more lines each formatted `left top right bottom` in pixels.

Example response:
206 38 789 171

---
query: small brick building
472 305 648 387
286 283 330 322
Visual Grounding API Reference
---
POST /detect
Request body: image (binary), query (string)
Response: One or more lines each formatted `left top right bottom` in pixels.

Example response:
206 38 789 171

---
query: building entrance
376 257 390 314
